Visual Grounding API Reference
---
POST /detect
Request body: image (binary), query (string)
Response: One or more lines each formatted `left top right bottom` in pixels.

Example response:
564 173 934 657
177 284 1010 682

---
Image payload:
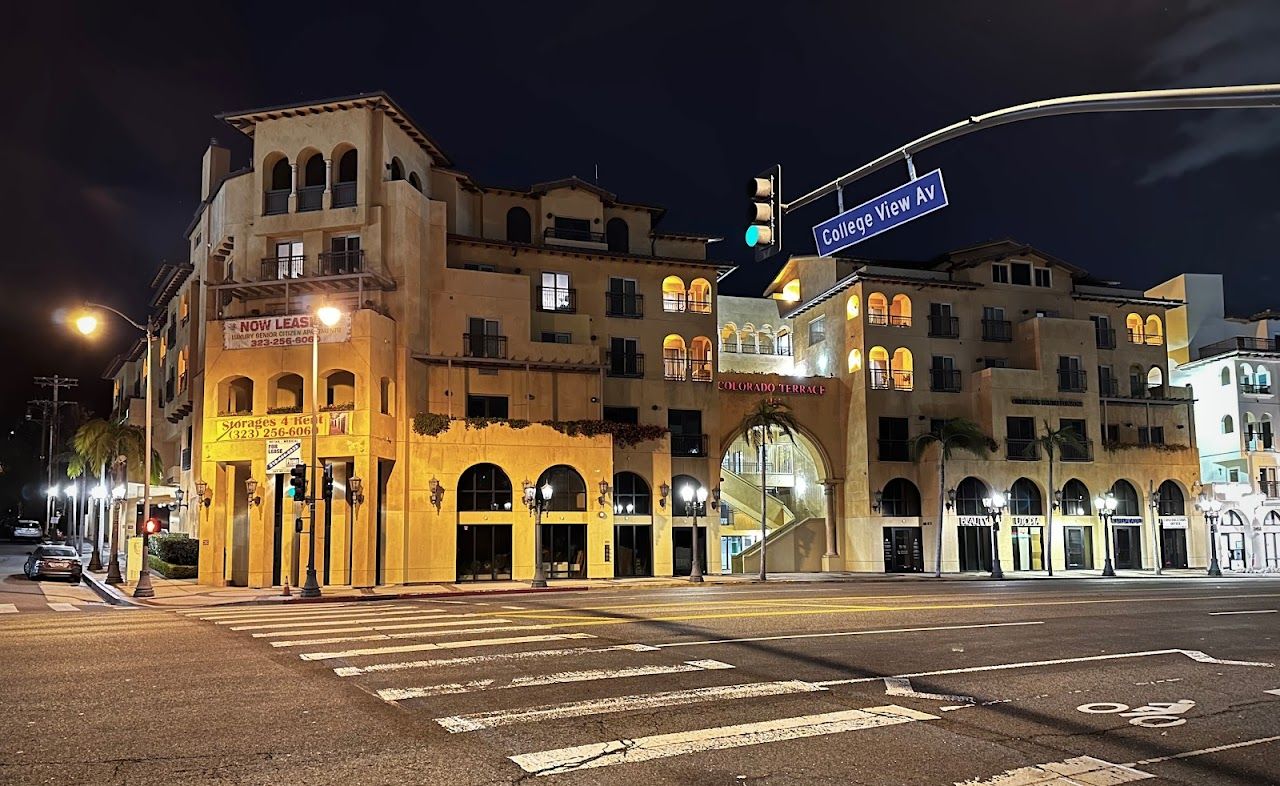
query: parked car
25 545 82 582
12 520 42 541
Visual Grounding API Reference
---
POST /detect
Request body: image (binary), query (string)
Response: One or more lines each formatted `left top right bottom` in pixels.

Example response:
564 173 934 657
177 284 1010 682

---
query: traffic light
746 164 782 261
289 463 307 501
142 517 162 535
321 463 334 502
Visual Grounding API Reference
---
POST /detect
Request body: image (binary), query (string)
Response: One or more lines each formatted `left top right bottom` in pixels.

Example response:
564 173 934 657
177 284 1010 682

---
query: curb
80 568 141 607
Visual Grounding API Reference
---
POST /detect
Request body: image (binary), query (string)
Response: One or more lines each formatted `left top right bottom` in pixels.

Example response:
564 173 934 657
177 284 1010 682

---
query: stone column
322 157 333 210
821 479 843 571
288 161 298 212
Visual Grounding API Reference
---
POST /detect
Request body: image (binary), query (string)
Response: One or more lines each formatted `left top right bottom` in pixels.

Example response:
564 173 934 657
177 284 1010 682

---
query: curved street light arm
84 301 149 334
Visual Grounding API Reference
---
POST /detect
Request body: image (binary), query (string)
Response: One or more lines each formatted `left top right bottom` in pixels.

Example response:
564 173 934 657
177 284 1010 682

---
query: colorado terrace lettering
717 380 827 396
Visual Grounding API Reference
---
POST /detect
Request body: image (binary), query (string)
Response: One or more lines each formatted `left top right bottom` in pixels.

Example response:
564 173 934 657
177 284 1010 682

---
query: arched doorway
955 476 992 572
535 464 588 579
1009 477 1045 571
1156 479 1188 568
879 478 923 573
613 471 653 578
456 463 514 582
1109 480 1144 569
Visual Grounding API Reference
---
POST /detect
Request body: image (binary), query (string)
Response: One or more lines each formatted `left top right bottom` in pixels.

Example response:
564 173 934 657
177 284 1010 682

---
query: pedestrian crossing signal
322 463 334 501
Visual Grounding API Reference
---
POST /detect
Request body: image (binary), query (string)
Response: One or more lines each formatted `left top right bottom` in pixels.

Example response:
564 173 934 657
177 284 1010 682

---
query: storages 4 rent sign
223 314 352 350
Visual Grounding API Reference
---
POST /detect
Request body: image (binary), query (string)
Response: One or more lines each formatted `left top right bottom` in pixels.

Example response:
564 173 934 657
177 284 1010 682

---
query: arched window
265 155 291 215
272 373 304 411
1126 313 1143 344
869 346 890 389
1009 478 1043 516
662 276 687 312
880 478 921 516
847 348 862 372
890 294 912 327
537 465 587 511
221 376 254 415
720 323 739 353
1239 362 1254 385
758 326 775 355
1061 479 1091 515
613 472 651 515
389 157 404 181
955 477 989 516
269 156 291 190
740 324 757 354
780 279 801 302
891 347 914 391
1227 510 1247 528
302 152 325 187
689 337 713 382
1221 367 1232 386
1157 480 1185 515
1257 366 1272 388
1110 480 1140 516
846 294 860 320
1147 366 1164 393
325 370 355 408
458 463 512 512
336 148 357 183
663 334 687 380
506 207 532 243
1144 315 1164 345
1222 415 1234 434
333 148 357 207
672 474 703 512
776 328 792 356
408 172 423 192
868 292 889 325
687 278 712 314
606 217 629 253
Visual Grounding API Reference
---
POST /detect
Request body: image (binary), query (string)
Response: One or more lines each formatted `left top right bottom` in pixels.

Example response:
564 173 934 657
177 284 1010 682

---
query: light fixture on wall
872 490 883 513
194 480 212 509
658 482 671 509
945 488 957 510
429 477 445 513
245 477 261 509
711 486 721 510
597 480 611 507
1052 489 1063 511
348 476 366 507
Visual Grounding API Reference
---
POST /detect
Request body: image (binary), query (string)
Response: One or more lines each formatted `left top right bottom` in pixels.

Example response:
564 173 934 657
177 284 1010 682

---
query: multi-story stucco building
719 240 1205 575
1148 273 1280 571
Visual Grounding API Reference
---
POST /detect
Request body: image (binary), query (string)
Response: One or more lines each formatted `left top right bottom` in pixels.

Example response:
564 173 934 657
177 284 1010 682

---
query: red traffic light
142 517 163 535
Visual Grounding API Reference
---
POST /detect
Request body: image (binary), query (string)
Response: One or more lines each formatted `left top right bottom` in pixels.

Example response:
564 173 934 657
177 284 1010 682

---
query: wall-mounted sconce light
194 480 212 509
597 480 611 507
349 476 366 506
659 482 671 509
945 488 957 510
1052 489 1063 511
245 477 261 509
872 490 883 513
429 476 445 513
711 486 721 509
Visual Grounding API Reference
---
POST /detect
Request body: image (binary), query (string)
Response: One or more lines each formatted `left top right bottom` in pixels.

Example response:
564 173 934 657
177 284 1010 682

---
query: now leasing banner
223 314 352 350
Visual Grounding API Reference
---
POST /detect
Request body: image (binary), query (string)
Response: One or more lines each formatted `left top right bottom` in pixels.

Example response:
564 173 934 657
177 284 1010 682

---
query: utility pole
32 375 79 536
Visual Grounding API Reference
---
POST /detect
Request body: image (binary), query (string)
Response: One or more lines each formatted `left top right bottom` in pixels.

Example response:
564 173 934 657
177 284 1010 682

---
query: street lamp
523 479 553 588
71 302 157 598
680 484 708 583
301 303 345 599
64 483 79 553
1095 491 1119 577
1196 495 1224 577
1149 490 1163 576
981 490 1007 580
89 483 106 571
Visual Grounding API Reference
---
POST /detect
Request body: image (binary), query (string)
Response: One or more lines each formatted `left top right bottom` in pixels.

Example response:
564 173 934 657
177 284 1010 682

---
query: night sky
5 0 1280 424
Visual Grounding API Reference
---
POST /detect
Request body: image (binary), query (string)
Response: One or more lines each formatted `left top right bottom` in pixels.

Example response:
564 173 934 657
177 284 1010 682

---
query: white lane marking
815 649 1273 688
436 679 825 733
955 755 1153 785
229 610 465 630
509 704 937 775
181 602 383 619
47 603 80 612
250 616 504 638
1129 734 1280 766
0 604 18 614
1209 609 1277 616
378 660 735 702
269 623 538 648
298 633 596 661
883 677 973 705
333 643 660 677
654 621 1043 648
501 605 526 610
207 605 419 624
1264 689 1280 697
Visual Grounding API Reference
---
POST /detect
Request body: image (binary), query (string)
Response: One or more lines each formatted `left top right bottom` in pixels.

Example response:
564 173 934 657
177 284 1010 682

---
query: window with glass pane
613 472 651 515
458 463 513 511
537 465 587 511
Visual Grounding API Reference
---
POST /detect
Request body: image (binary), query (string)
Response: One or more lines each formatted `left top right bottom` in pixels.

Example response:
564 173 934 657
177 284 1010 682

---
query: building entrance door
541 524 587 579
1011 526 1044 571
958 525 992 572
882 527 923 572
456 524 513 582
1064 526 1094 570
1113 526 1142 569
613 524 653 577
1222 531 1247 571
1160 528 1188 569
672 527 708 576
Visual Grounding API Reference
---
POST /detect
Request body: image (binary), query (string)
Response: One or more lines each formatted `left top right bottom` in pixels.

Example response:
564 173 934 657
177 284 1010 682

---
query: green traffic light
286 487 296 499
745 225 762 247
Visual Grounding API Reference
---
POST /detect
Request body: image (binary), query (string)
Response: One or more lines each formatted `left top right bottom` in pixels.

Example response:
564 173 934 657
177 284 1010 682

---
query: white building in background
1148 274 1280 571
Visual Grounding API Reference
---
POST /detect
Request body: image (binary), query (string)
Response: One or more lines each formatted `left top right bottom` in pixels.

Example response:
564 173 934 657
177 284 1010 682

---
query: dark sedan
25 545 82 582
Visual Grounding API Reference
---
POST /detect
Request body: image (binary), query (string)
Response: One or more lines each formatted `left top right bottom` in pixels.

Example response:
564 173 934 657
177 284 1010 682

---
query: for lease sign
223 314 352 350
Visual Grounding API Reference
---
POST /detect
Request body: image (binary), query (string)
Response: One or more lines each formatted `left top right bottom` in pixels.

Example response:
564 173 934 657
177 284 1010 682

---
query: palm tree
70 419 155 583
911 418 993 577
1033 419 1088 577
66 452 103 570
738 400 799 581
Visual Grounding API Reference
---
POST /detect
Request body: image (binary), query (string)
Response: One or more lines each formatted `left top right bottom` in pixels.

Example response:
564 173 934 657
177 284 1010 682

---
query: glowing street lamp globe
316 305 343 327
74 314 99 336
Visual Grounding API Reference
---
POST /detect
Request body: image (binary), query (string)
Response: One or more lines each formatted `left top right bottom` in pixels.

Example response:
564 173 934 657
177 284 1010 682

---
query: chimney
201 138 231 201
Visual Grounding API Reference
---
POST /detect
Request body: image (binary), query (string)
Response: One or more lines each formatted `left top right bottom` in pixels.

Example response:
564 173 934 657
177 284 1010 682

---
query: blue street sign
812 169 948 257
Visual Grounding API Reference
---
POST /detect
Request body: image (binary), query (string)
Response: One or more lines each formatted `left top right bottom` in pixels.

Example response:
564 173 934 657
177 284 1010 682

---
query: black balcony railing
261 255 306 280
606 292 644 318
1241 383 1272 395
928 315 960 338
929 368 961 392
332 181 357 208
319 249 365 276
1057 369 1087 392
544 226 606 244
1099 378 1121 397
1006 438 1040 460
1060 439 1093 462
671 433 708 457
463 333 507 359
687 297 712 314
870 368 913 391
981 319 1012 342
1261 480 1280 499
1197 336 1280 359
690 360 713 383
607 352 644 378
264 189 289 215
537 286 577 313
297 185 324 212
1127 330 1165 347
878 438 911 462
1096 328 1117 349
867 312 911 327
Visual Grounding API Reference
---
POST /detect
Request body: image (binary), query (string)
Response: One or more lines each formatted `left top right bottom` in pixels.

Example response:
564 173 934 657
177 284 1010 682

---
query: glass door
958 525 992 572
1065 526 1093 570
613 524 653 577
1011 526 1044 571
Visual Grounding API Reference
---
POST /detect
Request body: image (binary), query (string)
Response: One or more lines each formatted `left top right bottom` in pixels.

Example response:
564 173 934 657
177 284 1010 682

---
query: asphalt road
2 574 1279 785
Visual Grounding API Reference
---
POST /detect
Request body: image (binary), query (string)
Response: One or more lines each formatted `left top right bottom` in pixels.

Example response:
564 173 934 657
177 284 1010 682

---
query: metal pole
133 328 155 598
46 383 56 536
302 324 322 598
1149 480 1162 576
531 501 547 588
1207 516 1222 577
1101 512 1116 577
689 499 704 583
989 511 1005 580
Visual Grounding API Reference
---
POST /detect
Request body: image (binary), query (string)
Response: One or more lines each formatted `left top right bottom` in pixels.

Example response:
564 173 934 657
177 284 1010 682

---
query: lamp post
73 304 156 598
1196 495 1223 577
64 484 79 554
1095 491 1118 577
89 483 106 571
981 490 1007 580
523 479 553 588
106 481 125 585
301 303 344 599
680 483 707 583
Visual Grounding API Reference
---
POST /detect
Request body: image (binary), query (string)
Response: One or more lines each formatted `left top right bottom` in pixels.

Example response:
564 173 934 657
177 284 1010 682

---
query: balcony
1095 328 1117 350
1246 432 1275 451
927 315 960 338
463 333 507 359
1006 438 1040 460
1261 480 1280 499
870 369 913 391
878 438 911 462
867 311 911 327
1126 330 1165 347
332 181 357 208
537 286 577 313
1060 439 1093 462
261 255 306 280
1241 382 1272 395
263 189 289 216
297 185 324 212
607 352 644 378
929 368 961 392
606 292 644 318
1197 336 1280 360
544 226 605 245
671 433 708 457
687 297 712 314
1057 369 1087 393
981 319 1012 342
319 249 365 276
1099 378 1121 397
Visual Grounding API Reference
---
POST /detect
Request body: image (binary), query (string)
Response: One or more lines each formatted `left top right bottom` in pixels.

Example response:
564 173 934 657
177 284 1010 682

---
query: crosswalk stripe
0 604 18 614
252 617 509 638
179 602 370 618
378 659 735 702
204 605 419 624
333 643 660 677
230 611 472 631
269 623 546 648
509 705 938 775
47 603 81 612
436 679 826 733
298 632 597 661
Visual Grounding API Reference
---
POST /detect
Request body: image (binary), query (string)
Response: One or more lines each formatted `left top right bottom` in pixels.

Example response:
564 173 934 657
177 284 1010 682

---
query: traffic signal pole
301 322 322 598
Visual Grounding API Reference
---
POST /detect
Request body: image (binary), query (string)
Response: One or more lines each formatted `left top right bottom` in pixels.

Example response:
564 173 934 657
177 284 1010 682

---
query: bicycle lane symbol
1076 699 1197 728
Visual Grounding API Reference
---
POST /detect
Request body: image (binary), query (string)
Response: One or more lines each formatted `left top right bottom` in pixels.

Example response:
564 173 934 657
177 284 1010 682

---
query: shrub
147 554 197 579
150 533 199 566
